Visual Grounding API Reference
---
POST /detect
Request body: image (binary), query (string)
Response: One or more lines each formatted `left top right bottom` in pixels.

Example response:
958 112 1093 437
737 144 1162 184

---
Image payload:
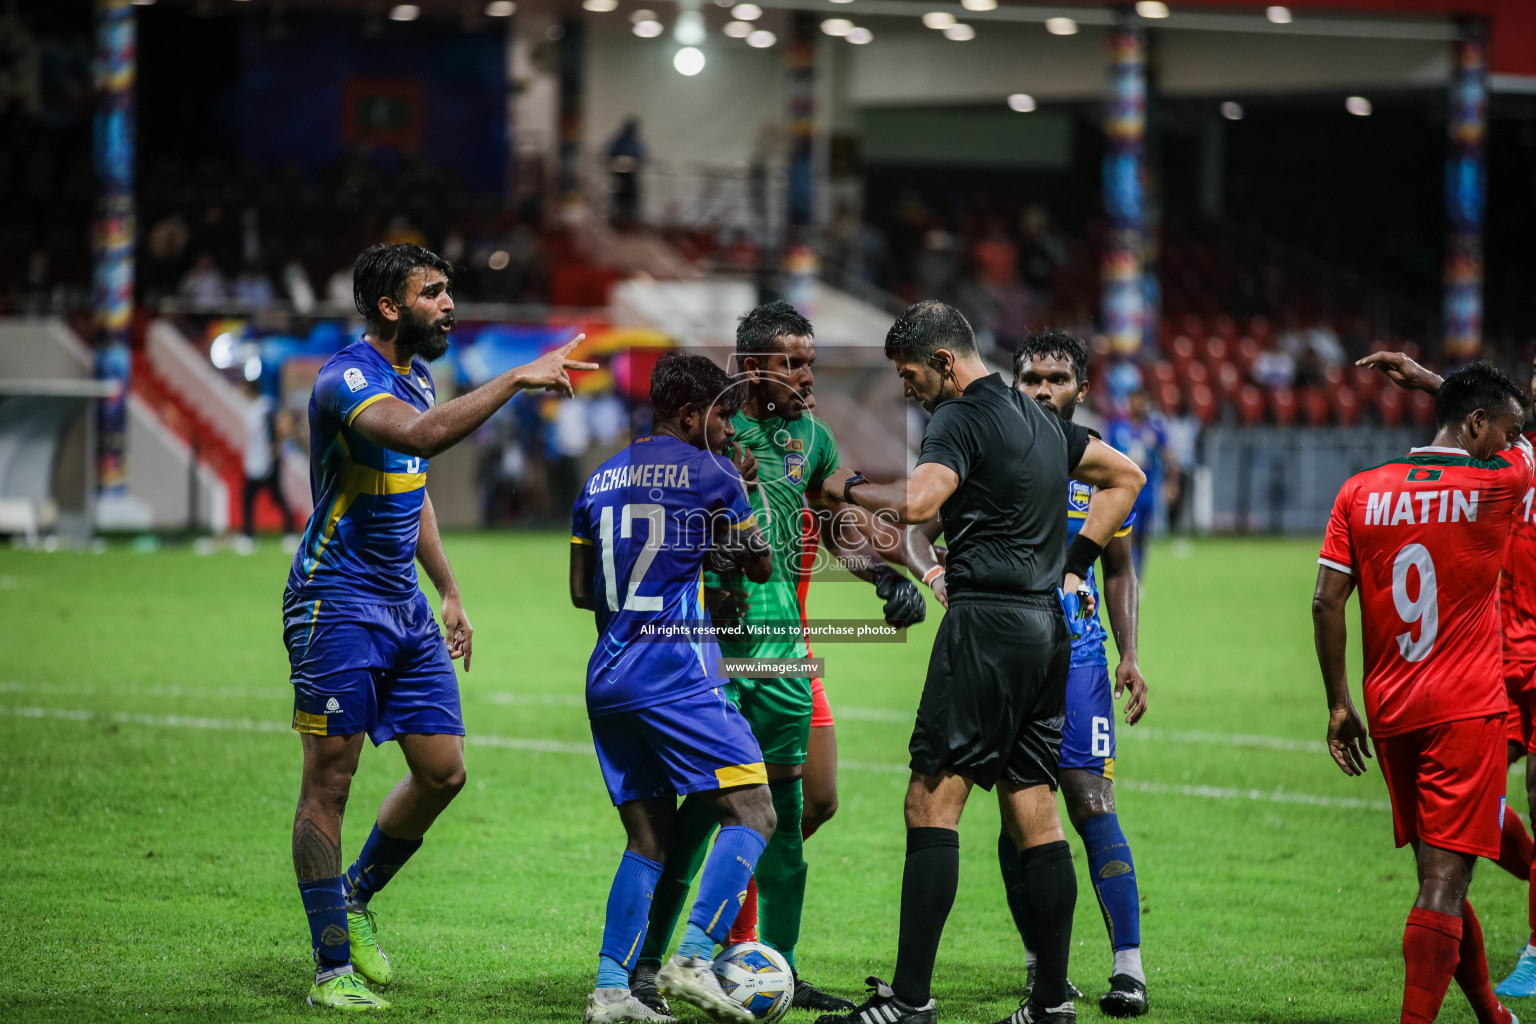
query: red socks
1403 907 1462 1024
1456 900 1513 1024
1499 811 1534 880
728 875 759 945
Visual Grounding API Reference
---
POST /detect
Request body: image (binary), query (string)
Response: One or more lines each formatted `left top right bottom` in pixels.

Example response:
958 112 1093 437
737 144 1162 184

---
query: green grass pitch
0 534 1528 1022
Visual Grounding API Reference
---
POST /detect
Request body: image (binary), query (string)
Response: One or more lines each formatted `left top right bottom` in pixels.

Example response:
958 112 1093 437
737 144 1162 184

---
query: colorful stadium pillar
1101 10 1147 360
782 11 818 313
1442 21 1488 362
93 0 136 497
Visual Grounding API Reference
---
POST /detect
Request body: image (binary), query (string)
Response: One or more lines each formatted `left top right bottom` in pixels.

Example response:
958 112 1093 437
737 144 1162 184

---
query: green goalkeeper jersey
710 409 840 660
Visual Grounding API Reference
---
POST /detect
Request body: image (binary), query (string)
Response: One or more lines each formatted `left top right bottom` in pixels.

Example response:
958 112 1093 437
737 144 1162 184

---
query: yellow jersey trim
728 513 759 530
571 535 594 546
293 709 329 736
714 762 768 788
1114 525 1133 538
1103 757 1115 782
345 392 390 426
305 461 427 580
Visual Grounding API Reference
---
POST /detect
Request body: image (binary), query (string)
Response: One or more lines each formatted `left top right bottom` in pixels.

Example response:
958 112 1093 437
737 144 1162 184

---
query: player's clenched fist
875 569 926 628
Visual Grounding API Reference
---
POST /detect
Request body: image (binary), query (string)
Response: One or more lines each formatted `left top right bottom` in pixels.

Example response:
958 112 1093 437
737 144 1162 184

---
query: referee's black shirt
916 372 1092 596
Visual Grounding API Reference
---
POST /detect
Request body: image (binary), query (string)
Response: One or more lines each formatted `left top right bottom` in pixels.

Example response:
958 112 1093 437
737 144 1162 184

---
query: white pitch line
1 704 1389 812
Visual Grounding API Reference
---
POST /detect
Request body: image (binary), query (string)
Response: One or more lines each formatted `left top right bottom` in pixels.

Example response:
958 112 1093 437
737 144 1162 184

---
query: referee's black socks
1016 839 1077 1007
891 826 960 1007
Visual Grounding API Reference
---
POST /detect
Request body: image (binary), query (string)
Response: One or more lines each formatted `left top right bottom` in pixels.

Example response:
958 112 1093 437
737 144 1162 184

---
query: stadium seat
1213 314 1238 342
1150 361 1177 390
1189 383 1217 425
1215 361 1243 402
1406 388 1436 427
1204 335 1229 367
1234 336 1260 376
1301 388 1330 426
1157 381 1182 416
1271 388 1298 426
1335 385 1361 425
1349 364 1380 403
1185 361 1210 388
1238 385 1265 426
1169 334 1197 374
1378 387 1404 427
1180 313 1205 340
1248 316 1273 343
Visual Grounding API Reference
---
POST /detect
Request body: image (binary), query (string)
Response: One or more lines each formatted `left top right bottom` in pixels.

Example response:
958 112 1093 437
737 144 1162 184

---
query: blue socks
1081 813 1141 951
598 852 665 988
679 825 767 958
344 823 423 907
298 877 351 974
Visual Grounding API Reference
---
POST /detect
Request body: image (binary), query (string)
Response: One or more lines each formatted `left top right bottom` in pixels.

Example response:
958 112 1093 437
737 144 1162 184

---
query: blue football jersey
287 340 438 604
573 435 757 716
1067 479 1135 668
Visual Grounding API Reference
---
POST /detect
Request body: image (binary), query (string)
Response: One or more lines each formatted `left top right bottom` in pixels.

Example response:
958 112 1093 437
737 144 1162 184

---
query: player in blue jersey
1006 329 1151 1019
1104 388 1169 577
283 243 596 1011
571 353 778 1024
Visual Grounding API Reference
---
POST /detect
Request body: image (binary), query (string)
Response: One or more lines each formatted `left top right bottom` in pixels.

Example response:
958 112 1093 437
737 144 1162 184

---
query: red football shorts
1506 661 1536 752
810 676 834 728
1375 714 1507 859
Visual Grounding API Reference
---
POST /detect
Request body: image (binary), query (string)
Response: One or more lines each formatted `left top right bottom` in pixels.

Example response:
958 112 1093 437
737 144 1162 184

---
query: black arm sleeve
1063 420 1092 471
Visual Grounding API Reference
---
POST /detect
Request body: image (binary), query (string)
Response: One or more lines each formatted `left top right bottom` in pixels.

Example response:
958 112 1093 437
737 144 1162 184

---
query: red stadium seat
1157 382 1182 415
1215 361 1243 401
1185 361 1210 387
1335 385 1361 425
1406 388 1436 427
1170 335 1197 373
1248 316 1273 343
1150 361 1177 389
1213 314 1238 342
1181 313 1205 340
1349 364 1380 403
1189 383 1218 425
1238 385 1265 426
1270 388 1297 426
1204 336 1229 366
1301 388 1330 426
1322 364 1344 389
1378 388 1404 427
1234 336 1260 376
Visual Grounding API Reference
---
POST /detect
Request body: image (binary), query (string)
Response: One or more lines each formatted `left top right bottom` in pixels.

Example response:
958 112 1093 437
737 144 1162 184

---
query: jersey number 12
600 503 665 613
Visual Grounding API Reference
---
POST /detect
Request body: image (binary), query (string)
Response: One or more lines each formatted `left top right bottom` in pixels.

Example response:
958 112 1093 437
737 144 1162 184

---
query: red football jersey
1319 442 1535 737
1501 430 1536 666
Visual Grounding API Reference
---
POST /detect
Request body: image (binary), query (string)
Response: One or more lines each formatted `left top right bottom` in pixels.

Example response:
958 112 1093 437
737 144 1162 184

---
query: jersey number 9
1391 542 1438 663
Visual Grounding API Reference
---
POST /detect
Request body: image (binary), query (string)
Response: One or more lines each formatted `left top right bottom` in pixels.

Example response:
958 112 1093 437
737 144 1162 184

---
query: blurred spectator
1106 389 1171 575
282 258 317 315
607 117 647 229
384 215 427 247
1305 322 1346 366
913 229 957 299
973 220 1017 290
547 394 592 520
144 213 190 296
241 376 295 538
233 261 277 310
1252 346 1295 389
179 251 229 306
326 264 353 308
588 388 627 446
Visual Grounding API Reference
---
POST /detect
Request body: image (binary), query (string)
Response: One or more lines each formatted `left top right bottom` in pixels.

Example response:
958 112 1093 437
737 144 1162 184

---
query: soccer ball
712 942 794 1023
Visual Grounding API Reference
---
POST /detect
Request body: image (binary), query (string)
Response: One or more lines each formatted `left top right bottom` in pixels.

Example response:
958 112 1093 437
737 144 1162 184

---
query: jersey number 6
1391 542 1438 663
600 503 665 613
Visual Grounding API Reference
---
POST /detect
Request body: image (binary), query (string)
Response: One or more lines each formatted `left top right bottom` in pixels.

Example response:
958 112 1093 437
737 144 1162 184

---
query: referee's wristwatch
841 471 868 504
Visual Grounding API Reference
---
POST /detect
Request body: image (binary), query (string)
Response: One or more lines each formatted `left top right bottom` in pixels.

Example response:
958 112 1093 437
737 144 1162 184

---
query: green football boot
307 972 391 1011
347 906 395 987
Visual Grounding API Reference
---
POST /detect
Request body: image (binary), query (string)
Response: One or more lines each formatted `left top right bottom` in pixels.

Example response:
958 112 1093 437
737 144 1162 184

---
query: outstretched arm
417 494 472 670
1357 351 1443 394
820 462 958 525
818 503 929 626
353 338 598 459
1312 565 1369 776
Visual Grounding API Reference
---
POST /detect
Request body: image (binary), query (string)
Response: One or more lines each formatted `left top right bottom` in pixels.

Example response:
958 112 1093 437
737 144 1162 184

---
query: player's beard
397 307 453 362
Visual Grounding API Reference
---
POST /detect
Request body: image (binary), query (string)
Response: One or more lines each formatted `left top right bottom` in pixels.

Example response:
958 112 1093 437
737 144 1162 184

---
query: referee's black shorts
908 590 1071 791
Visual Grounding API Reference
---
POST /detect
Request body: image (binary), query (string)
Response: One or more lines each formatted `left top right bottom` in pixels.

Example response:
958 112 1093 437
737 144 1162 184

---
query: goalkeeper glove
875 569 926 628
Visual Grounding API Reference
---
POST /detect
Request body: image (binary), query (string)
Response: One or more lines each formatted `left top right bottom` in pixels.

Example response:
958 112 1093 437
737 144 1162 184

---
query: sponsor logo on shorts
325 697 341 713
343 367 367 393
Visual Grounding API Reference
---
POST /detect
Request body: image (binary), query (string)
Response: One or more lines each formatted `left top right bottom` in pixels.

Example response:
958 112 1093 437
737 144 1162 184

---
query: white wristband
922 565 945 588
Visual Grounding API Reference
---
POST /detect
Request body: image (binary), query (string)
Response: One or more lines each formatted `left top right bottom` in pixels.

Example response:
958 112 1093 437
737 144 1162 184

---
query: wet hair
650 352 743 421
1013 328 1090 386
736 300 814 356
883 300 979 362
352 243 453 327
1436 360 1527 427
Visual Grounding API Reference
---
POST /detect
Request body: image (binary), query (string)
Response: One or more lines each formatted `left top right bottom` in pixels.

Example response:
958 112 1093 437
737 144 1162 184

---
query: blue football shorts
1060 662 1116 777
589 687 767 806
283 589 464 746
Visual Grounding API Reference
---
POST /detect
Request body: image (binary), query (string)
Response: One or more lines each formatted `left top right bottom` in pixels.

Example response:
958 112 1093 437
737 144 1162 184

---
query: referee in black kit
818 301 1145 1024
